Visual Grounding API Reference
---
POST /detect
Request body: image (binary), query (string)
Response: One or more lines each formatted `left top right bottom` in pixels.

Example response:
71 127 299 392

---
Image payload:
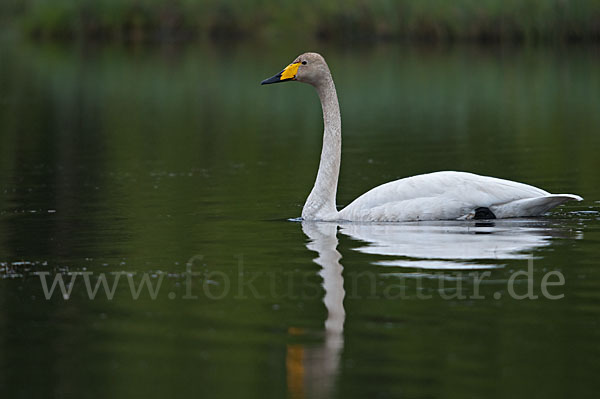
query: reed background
1 0 600 42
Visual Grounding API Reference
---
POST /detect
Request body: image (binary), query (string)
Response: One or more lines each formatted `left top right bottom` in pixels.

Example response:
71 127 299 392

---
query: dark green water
1 37 599 398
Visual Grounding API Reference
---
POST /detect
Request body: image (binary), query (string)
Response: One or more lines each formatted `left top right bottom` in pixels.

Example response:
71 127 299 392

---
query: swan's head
261 52 330 87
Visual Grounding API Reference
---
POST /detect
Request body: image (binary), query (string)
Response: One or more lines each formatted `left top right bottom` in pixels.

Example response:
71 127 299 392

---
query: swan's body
261 52 582 222
338 171 580 222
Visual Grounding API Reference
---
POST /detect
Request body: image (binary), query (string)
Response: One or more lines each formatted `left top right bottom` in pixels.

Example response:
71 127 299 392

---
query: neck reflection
286 221 345 399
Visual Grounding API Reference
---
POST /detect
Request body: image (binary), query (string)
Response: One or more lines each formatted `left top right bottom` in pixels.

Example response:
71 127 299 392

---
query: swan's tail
491 194 583 218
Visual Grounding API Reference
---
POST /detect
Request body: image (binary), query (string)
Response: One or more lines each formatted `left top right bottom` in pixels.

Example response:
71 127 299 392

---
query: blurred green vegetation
1 0 600 42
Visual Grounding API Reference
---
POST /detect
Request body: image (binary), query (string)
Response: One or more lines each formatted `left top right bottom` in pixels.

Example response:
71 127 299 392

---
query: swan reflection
287 218 580 398
340 219 579 269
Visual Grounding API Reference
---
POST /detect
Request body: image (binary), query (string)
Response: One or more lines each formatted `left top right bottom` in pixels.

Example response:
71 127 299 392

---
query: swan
261 52 583 222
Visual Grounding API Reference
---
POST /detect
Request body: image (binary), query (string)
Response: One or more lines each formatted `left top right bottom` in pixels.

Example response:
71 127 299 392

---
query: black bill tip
261 73 282 85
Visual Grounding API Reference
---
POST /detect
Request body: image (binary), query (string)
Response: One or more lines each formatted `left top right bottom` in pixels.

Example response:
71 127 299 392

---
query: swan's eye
302 61 307 65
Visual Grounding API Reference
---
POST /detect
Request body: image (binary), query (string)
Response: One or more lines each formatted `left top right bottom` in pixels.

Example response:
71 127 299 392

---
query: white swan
261 52 583 222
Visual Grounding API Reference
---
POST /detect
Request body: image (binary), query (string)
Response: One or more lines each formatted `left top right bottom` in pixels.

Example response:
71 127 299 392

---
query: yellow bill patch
281 62 300 81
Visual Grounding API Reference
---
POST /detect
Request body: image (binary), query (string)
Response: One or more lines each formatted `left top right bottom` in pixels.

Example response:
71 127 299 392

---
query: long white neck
302 74 341 221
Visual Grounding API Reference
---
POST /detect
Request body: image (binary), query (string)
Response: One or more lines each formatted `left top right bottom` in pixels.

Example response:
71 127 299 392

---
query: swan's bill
261 62 300 85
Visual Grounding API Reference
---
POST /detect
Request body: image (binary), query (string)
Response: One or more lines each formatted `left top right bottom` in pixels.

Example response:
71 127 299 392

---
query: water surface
1 38 599 398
